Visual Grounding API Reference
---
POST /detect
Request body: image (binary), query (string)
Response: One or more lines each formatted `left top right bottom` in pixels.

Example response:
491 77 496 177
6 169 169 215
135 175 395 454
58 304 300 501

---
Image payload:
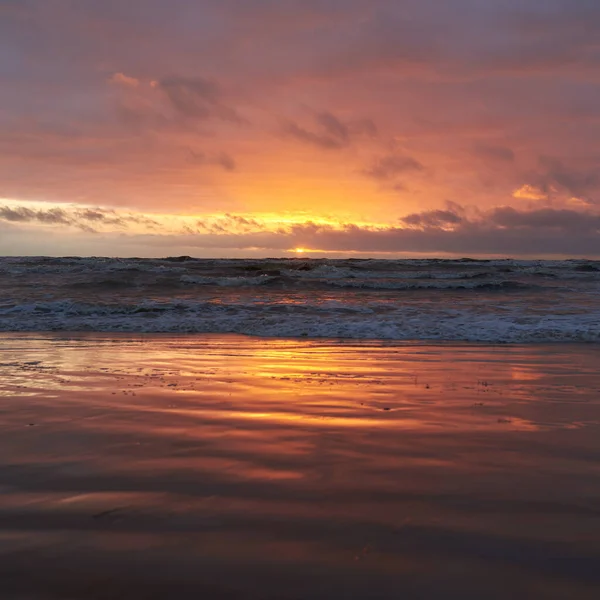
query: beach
4 0 600 596
0 333 599 599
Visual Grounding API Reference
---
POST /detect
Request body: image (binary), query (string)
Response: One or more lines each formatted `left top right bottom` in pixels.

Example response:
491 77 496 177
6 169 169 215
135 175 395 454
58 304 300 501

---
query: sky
1 0 600 257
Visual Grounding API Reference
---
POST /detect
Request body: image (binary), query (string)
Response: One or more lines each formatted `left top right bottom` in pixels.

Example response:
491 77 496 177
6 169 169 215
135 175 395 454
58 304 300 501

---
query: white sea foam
0 298 598 342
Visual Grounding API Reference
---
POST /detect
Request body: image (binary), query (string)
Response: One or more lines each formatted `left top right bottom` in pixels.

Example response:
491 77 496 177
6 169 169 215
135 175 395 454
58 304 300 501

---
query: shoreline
3 330 600 346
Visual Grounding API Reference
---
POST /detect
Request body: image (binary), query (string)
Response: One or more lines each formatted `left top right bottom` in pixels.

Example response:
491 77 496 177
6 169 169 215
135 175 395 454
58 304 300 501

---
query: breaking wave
0 298 599 343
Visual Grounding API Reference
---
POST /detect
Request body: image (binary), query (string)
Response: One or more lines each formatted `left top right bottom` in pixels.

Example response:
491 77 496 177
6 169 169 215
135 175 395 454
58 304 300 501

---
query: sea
1 256 599 342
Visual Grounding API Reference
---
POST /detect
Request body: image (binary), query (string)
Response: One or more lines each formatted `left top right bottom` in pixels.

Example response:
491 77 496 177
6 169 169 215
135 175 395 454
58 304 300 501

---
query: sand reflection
0 334 599 598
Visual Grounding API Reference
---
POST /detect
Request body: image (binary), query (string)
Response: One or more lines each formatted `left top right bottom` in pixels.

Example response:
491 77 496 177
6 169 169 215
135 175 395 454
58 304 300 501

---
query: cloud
283 121 344 150
399 203 600 235
363 154 424 180
0 206 36 222
512 157 600 205
316 112 349 143
127 204 600 256
215 152 236 171
78 208 116 222
0 204 159 232
283 111 377 150
197 204 600 256
513 184 547 200
0 206 70 225
402 209 463 228
196 213 262 234
488 206 600 231
109 72 140 88
3 200 600 256
188 149 237 171
536 156 600 200
157 76 245 124
473 144 515 162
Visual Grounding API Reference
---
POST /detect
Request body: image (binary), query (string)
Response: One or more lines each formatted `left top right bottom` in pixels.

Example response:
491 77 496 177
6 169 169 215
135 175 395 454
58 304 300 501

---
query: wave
0 257 598 343
1 299 599 343
67 278 141 290
2 256 599 281
323 279 536 291
179 274 277 286
176 273 538 291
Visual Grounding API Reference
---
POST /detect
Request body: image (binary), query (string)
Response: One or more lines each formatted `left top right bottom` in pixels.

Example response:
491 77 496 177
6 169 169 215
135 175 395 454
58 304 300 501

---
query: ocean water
1 256 599 342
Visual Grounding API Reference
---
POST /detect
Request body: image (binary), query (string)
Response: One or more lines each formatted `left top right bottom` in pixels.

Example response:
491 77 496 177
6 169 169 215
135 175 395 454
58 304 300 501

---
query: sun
294 247 306 254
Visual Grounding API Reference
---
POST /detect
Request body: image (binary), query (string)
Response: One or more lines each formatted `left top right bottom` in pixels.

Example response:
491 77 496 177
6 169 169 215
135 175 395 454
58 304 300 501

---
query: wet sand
0 333 599 599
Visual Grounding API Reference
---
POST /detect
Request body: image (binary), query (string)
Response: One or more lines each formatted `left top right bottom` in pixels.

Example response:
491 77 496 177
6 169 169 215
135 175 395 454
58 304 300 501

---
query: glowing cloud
512 185 547 201
109 72 141 88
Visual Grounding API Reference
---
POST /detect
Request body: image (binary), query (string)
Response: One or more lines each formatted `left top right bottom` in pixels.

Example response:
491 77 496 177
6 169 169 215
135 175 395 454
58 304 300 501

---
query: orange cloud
512 185 546 201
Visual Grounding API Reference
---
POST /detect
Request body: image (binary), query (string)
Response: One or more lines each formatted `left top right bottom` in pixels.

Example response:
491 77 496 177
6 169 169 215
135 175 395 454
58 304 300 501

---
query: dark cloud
316 112 350 144
188 149 237 171
0 205 159 231
536 156 600 200
216 152 236 171
126 214 161 229
0 206 36 222
363 154 424 180
74 208 160 229
400 204 600 235
75 208 129 227
196 213 262 234
34 208 71 224
157 76 245 124
283 111 377 150
489 206 600 231
283 121 345 149
0 206 70 225
473 144 515 162
402 209 463 228
79 209 110 222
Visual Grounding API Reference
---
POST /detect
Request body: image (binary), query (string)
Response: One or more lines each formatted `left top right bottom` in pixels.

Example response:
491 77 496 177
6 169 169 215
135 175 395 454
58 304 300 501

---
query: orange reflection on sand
165 407 406 428
1 334 600 598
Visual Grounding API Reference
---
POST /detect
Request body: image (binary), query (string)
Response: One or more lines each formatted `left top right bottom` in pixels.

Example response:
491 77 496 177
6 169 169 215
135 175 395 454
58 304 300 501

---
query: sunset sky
1 0 600 257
